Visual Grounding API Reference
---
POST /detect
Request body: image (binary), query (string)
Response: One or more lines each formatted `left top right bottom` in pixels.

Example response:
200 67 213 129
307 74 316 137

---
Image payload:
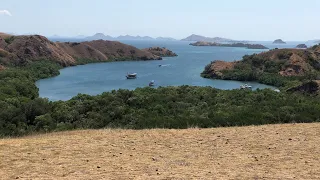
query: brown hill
0 34 161 69
142 47 177 57
203 46 320 78
1 123 319 179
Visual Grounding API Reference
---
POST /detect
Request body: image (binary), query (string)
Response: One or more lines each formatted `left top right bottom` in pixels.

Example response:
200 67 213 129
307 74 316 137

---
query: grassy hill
1 123 319 179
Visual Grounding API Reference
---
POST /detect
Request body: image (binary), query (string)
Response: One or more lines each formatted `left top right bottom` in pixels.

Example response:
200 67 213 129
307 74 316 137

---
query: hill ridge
0 34 161 68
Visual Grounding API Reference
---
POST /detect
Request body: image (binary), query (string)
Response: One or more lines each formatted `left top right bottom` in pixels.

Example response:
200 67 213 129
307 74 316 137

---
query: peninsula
0 33 170 69
190 41 268 49
202 44 320 91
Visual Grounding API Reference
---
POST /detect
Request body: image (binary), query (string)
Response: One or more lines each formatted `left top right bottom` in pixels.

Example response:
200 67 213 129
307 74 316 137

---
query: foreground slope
1 123 319 179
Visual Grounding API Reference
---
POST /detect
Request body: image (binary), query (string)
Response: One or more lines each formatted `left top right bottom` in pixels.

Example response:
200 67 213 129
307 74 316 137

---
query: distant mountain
181 34 243 43
85 33 113 40
84 34 177 41
156 37 177 41
50 33 177 41
117 35 154 41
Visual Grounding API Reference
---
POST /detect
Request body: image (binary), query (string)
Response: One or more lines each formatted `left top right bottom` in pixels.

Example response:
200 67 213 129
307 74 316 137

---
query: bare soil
1 123 319 179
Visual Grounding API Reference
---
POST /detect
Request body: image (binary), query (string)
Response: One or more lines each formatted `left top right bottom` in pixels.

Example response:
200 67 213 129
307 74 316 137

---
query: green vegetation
1 60 320 137
1 57 320 137
4 36 15 44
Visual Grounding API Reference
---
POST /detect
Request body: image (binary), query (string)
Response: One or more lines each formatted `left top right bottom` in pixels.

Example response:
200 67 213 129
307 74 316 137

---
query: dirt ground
1 123 319 180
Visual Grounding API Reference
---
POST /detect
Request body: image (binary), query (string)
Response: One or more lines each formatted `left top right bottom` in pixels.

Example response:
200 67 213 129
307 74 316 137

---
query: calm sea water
37 40 313 101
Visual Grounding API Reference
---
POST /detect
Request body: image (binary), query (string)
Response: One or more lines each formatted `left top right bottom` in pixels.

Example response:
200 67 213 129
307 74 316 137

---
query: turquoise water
37 41 309 101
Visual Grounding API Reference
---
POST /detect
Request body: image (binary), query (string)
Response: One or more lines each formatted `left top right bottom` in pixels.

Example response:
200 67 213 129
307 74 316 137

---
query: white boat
149 80 155 86
126 73 137 79
240 84 252 89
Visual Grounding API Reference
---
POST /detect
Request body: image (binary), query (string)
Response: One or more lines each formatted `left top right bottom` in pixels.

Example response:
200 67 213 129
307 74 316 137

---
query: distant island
273 39 286 44
142 47 178 57
50 33 178 41
296 44 308 48
155 37 177 41
190 41 268 49
181 34 247 43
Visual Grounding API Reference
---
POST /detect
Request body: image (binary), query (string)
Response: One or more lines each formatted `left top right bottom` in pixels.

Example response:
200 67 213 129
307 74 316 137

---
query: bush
4 36 15 44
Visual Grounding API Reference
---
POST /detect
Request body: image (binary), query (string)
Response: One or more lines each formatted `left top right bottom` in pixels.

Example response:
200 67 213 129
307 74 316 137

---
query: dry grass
1 123 320 180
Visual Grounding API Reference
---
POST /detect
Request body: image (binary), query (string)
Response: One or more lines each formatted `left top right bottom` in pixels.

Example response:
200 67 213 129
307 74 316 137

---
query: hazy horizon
1 0 320 41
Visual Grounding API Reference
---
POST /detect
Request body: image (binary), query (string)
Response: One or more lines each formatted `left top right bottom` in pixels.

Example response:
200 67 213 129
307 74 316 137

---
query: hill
142 47 178 57
0 34 161 68
273 39 286 44
190 41 268 49
202 45 320 87
84 33 114 41
296 44 308 49
1 123 319 179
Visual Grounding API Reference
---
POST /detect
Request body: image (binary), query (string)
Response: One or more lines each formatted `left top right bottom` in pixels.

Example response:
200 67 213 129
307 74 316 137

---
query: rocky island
296 44 308 48
0 33 166 69
142 47 177 57
273 39 286 44
190 41 268 49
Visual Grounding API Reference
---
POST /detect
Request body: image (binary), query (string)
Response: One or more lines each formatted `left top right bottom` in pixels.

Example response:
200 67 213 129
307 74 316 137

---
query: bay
37 40 308 101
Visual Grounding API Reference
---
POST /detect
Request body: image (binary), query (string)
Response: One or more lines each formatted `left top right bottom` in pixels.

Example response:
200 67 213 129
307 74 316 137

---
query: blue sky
1 0 319 40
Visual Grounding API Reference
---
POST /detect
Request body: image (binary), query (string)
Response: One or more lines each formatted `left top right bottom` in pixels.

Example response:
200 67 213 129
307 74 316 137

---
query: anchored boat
149 80 155 86
126 73 137 79
240 84 252 89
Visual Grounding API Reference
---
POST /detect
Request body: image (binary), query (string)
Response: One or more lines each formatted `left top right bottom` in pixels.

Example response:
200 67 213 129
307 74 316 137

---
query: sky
1 0 319 41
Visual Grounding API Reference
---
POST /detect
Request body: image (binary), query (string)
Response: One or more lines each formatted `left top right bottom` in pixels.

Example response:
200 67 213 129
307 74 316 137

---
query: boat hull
126 76 137 79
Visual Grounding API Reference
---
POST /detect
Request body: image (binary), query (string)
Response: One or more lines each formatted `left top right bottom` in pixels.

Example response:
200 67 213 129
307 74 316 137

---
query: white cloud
0 10 12 16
